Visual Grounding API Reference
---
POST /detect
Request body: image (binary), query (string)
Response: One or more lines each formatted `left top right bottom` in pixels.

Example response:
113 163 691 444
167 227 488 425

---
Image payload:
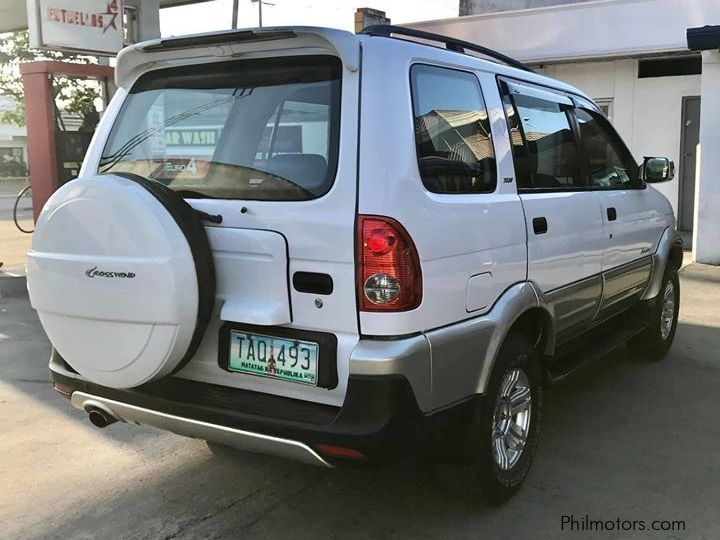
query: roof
113 25 591 101
358 31 591 100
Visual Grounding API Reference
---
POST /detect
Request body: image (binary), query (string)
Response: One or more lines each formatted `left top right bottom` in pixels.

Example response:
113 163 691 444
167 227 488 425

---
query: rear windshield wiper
99 90 251 173
194 209 223 224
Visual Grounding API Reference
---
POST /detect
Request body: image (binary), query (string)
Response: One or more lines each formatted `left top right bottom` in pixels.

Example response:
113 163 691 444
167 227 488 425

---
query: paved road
1 265 719 539
0 188 33 269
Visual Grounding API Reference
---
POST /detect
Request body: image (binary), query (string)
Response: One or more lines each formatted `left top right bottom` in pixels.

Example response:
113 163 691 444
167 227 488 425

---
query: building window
594 99 613 122
638 57 702 78
0 147 28 177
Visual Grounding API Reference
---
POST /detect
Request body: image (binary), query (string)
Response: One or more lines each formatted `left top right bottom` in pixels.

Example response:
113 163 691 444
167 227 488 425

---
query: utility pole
232 0 239 29
250 0 274 28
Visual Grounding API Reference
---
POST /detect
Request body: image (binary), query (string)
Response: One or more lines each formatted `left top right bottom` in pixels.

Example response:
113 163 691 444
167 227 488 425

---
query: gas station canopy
0 0 212 33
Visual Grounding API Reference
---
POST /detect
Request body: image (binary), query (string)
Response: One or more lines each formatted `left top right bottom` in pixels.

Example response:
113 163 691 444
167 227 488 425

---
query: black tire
468 332 543 504
627 267 680 361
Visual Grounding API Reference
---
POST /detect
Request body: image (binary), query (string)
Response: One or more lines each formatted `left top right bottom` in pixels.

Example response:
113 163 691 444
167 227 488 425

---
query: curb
0 273 28 299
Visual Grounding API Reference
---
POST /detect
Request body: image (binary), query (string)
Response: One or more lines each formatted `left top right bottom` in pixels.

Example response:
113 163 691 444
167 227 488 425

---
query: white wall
461 0 597 15
123 0 162 41
537 60 700 215
693 51 720 264
411 0 720 64
632 73 700 212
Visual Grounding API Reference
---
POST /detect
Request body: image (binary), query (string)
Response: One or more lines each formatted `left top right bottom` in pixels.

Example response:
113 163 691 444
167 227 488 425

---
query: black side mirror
641 157 675 183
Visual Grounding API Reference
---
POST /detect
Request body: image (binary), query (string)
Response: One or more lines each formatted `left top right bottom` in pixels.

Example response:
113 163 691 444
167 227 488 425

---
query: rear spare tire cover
27 173 215 388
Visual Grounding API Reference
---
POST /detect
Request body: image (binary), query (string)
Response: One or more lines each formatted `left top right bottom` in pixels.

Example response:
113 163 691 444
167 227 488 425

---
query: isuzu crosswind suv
28 25 682 503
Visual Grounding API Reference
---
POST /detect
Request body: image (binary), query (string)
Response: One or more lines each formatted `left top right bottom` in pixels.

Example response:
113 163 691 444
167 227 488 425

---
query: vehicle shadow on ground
0 276 175 447
29 317 720 539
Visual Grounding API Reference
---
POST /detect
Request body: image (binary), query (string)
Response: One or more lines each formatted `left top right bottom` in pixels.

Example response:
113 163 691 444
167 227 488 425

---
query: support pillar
693 50 720 265
20 61 115 221
20 64 59 221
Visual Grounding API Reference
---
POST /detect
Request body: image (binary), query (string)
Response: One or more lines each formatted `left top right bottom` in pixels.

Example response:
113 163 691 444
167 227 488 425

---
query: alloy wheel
660 280 676 341
491 367 532 471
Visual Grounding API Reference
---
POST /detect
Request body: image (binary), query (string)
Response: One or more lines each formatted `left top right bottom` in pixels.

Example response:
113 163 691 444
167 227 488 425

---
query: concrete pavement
1 264 719 539
0 187 33 270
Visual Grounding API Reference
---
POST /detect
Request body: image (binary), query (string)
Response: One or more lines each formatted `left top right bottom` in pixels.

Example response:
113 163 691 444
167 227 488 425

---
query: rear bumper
51 350 478 466
70 390 333 467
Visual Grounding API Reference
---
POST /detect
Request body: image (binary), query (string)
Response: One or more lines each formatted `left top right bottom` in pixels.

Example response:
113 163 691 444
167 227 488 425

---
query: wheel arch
508 307 555 357
642 227 683 301
425 282 558 408
469 283 556 396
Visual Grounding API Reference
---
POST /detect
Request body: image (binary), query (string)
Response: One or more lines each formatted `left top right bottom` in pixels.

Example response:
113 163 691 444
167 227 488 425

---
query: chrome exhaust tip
86 407 117 428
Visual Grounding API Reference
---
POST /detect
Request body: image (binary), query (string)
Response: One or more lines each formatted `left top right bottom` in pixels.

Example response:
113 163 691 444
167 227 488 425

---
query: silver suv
27 25 682 503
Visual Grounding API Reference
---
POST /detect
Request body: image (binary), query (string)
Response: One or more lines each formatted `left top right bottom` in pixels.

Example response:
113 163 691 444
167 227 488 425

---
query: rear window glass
410 64 496 194
99 56 341 200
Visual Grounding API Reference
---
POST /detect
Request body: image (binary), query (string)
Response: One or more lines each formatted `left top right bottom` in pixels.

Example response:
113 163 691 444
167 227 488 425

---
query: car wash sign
27 0 124 56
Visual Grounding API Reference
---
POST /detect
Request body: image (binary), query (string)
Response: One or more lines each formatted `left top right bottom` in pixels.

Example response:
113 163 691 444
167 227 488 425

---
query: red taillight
357 215 422 312
316 444 366 460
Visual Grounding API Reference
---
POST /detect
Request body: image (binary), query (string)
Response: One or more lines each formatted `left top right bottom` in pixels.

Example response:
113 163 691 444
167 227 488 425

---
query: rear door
500 80 604 339
97 54 359 406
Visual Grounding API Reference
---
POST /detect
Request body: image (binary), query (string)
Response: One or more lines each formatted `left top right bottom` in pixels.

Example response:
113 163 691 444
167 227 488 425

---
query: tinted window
511 94 583 189
100 56 341 201
502 93 531 189
575 108 639 188
411 65 496 194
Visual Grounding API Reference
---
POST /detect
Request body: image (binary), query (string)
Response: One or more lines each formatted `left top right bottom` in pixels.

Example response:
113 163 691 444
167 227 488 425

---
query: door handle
532 217 548 235
607 207 617 221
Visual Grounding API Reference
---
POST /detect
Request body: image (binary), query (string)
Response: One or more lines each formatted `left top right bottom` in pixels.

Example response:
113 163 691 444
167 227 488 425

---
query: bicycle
13 184 34 234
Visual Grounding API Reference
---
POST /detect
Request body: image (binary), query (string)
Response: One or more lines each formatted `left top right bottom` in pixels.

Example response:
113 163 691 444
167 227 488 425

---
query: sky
160 0 458 36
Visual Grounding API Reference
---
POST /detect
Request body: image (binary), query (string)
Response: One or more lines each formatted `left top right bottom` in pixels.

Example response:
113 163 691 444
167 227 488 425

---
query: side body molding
426 282 553 408
642 227 683 301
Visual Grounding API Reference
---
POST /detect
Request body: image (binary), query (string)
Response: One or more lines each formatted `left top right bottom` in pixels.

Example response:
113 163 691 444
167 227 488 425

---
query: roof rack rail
360 24 534 73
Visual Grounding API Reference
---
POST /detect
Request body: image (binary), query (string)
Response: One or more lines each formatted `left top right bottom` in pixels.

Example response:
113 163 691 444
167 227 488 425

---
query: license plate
227 330 319 386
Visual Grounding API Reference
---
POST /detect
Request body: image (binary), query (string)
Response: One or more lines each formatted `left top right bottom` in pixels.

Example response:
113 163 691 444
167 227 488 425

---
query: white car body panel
520 191 605 292
209 227 291 326
597 187 673 271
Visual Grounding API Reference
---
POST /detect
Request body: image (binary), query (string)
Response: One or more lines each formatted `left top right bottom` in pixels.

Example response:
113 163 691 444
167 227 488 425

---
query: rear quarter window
410 64 496 194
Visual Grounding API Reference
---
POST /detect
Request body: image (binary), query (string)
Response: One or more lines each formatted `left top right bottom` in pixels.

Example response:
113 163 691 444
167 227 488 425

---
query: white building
410 0 720 264
0 96 28 178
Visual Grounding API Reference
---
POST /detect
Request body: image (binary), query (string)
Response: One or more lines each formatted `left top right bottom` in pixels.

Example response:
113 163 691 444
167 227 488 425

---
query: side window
574 108 639 188
510 94 584 189
410 65 496 194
